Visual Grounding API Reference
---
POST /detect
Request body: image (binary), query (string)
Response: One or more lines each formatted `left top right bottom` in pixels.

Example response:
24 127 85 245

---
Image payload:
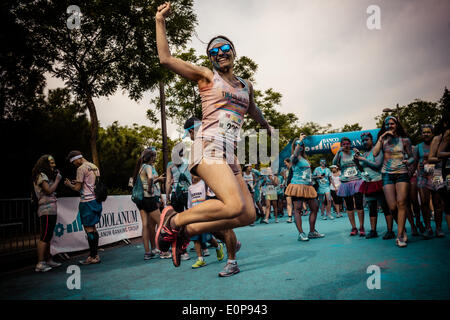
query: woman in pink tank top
154 2 273 270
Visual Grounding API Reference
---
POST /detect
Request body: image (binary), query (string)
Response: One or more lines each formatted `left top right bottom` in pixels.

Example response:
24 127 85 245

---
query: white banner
50 195 142 255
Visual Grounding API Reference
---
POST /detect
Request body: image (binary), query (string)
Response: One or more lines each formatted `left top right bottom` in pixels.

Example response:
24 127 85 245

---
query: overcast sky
46 0 450 139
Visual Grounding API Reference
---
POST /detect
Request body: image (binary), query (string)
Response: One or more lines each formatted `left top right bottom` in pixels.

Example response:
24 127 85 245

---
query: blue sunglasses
208 44 232 56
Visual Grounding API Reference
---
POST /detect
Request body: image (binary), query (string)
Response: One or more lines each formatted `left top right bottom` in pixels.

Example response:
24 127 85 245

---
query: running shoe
350 228 358 236
216 243 224 261
192 259 206 269
436 229 445 238
327 215 335 220
159 251 172 259
144 252 156 260
336 213 343 218
218 261 240 277
46 259 62 268
298 232 309 241
365 230 378 239
308 230 325 239
422 228 434 240
171 227 191 267
275 218 279 223
322 216 327 220
79 255 100 265
202 248 210 257
262 219 269 224
286 217 293 223
155 206 178 252
181 252 190 261
249 222 255 227
236 241 241 253
382 230 395 240
359 228 366 237
35 262 52 272
396 237 407 248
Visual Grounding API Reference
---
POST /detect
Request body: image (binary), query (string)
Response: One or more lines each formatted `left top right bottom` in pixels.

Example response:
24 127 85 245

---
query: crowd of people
29 2 449 277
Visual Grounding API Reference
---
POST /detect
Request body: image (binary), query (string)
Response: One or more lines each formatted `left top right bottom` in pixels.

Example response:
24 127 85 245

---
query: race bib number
218 111 241 140
266 185 276 196
424 164 435 174
301 170 311 183
344 167 358 178
319 178 327 185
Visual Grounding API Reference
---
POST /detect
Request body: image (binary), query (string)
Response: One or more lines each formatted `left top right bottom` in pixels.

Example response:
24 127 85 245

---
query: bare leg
139 210 151 253
395 182 410 239
293 199 304 233
37 240 47 262
212 229 237 260
172 161 255 235
419 188 432 230
308 199 319 233
286 196 293 219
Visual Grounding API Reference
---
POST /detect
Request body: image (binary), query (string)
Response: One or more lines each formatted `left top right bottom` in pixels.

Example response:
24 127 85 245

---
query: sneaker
249 223 255 227
171 227 191 267
144 252 156 260
192 259 206 269
286 217 293 223
359 228 366 237
298 232 309 241
308 230 325 239
155 206 178 252
396 237 407 248
181 252 190 261
327 215 335 220
79 255 100 265
366 230 378 239
336 213 343 218
350 228 358 236
159 251 172 259
275 218 279 223
216 243 224 261
218 261 240 277
422 228 434 240
202 248 210 257
236 241 241 253
382 230 395 240
35 262 52 272
262 219 269 224
436 229 445 238
322 216 327 220
46 259 62 268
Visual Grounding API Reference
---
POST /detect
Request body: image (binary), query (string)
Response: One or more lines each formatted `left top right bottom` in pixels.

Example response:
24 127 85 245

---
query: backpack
131 167 144 205
173 165 190 200
94 176 108 203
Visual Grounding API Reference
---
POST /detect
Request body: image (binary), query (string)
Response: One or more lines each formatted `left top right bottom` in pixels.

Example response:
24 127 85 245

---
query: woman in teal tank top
285 134 324 241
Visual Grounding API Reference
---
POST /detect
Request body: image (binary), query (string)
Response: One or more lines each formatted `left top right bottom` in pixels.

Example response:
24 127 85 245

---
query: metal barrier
0 198 40 256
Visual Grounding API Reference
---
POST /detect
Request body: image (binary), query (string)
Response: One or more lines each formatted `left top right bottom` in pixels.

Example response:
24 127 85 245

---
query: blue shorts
79 200 102 227
382 173 410 186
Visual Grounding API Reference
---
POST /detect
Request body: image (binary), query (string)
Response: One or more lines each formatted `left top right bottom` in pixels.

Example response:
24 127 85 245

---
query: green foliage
375 94 446 144
98 122 178 192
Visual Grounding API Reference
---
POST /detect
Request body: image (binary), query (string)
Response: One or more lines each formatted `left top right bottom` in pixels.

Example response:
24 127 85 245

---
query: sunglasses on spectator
209 44 232 56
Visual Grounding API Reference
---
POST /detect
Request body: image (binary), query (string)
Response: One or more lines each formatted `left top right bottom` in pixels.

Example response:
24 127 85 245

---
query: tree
97 121 177 193
375 98 443 144
341 123 362 132
0 0 50 119
13 0 197 167
0 88 91 198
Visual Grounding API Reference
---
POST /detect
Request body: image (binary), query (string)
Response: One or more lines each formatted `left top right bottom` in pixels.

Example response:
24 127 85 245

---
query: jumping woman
155 2 273 273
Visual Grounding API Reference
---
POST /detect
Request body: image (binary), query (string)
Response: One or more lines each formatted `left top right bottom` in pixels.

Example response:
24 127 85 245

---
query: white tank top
243 172 254 189
187 180 206 209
